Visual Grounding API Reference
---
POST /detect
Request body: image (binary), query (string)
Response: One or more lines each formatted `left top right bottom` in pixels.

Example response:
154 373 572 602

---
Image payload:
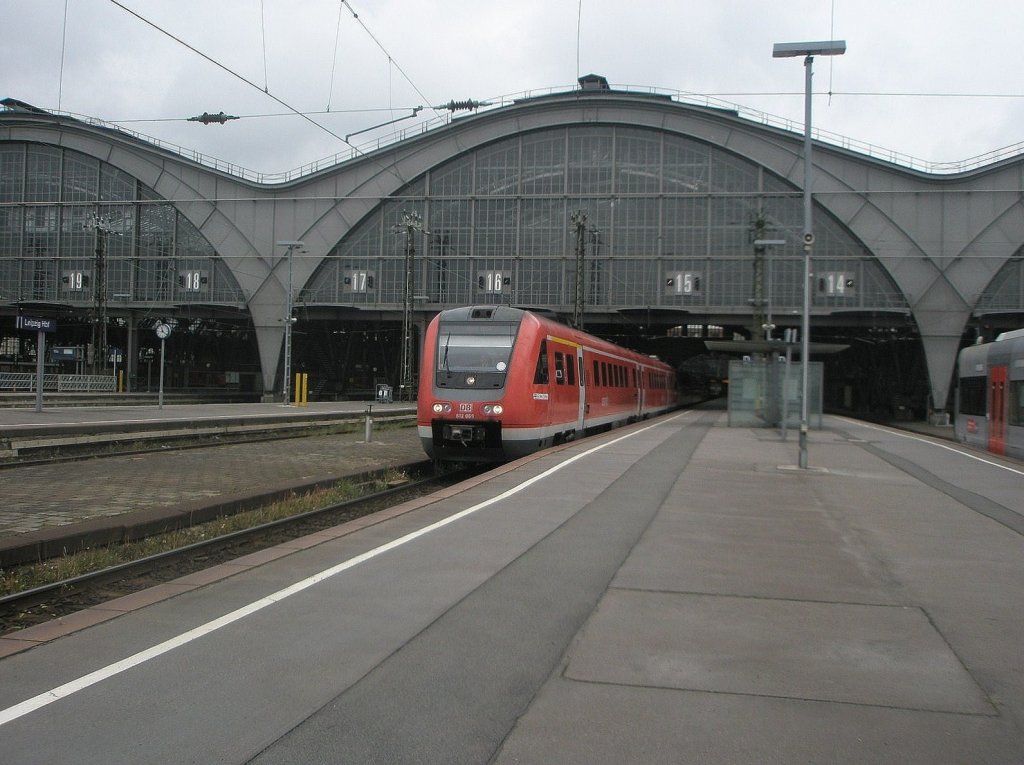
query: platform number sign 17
343 270 375 293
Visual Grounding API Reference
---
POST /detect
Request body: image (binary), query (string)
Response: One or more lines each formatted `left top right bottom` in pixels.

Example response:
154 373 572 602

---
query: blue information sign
50 346 82 361
16 315 57 332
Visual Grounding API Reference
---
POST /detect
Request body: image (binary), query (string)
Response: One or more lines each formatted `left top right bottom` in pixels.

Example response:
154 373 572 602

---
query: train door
989 365 1008 455
576 346 586 432
634 364 643 418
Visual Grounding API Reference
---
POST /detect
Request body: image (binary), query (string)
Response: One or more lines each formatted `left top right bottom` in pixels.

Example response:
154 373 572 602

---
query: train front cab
418 308 520 463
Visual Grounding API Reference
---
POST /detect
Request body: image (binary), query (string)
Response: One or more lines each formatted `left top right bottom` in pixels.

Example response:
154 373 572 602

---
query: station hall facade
2 80 1023 416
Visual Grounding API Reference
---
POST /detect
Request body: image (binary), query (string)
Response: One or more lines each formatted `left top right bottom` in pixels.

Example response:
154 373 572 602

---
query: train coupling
442 422 487 444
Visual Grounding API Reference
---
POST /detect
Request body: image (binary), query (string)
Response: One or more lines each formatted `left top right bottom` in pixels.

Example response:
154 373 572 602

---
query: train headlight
432 402 452 414
465 375 476 386
482 404 504 415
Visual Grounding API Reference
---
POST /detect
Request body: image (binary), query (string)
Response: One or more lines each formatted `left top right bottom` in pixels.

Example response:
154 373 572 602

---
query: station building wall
2 91 1022 410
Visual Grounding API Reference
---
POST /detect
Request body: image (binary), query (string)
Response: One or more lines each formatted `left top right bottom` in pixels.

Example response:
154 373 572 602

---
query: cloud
3 0 1022 175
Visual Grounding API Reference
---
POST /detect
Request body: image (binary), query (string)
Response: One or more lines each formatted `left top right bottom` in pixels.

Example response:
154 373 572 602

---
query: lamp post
394 213 426 401
276 240 304 405
772 39 846 468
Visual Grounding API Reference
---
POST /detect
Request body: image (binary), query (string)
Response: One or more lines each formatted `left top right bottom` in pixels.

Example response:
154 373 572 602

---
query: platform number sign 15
665 272 702 296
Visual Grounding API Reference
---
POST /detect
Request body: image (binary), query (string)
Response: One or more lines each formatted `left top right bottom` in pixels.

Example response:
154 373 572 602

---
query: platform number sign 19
61 270 89 292
665 271 702 296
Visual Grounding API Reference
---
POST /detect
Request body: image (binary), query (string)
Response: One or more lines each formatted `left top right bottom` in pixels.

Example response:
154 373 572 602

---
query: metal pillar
276 241 304 405
570 210 587 329
773 38 846 468
395 213 425 401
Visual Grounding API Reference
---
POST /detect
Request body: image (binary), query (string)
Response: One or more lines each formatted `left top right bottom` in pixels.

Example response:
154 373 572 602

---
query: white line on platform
0 412 690 727
837 416 1024 477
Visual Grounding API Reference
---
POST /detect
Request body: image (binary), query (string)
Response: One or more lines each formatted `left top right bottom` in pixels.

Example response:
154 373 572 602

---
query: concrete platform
0 410 1021 763
0 401 425 566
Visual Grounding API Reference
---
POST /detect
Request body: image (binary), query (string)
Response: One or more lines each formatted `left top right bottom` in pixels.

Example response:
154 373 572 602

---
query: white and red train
417 306 678 463
955 328 1024 460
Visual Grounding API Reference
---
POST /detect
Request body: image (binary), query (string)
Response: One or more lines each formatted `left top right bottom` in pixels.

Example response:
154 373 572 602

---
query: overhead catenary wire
58 0 70 111
108 107 425 124
339 0 443 122
103 0 428 189
327 0 346 111
106 0 355 151
259 0 269 93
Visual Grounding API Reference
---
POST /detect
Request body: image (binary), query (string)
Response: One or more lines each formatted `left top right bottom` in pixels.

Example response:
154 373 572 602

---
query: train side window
1011 380 1024 426
534 340 549 384
554 352 565 384
593 360 599 387
958 376 986 416
601 362 608 387
566 355 576 385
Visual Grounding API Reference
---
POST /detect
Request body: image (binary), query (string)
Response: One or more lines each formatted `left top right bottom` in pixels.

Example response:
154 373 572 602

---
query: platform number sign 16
665 271 702 296
478 271 511 294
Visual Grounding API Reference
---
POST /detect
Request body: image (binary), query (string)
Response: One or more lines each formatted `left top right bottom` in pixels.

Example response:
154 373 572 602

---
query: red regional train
417 306 678 463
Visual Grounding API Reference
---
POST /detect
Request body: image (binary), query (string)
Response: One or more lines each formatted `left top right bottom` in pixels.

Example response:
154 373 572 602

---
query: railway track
0 463 478 637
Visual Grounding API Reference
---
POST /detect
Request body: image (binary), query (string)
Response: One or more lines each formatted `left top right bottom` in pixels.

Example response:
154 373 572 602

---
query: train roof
435 305 673 370
436 305 528 323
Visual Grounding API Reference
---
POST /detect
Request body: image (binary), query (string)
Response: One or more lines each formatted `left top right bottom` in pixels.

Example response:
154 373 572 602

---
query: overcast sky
4 0 1023 178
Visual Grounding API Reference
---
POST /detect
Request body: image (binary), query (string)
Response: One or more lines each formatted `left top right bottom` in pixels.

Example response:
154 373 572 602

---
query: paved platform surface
0 401 424 564
0 410 1022 763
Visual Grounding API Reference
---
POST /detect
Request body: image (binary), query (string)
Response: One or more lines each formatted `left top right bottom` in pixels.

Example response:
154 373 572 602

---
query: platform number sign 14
817 272 856 297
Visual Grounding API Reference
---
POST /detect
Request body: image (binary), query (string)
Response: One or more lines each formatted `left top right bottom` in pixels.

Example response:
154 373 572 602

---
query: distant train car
417 306 678 463
954 329 1024 459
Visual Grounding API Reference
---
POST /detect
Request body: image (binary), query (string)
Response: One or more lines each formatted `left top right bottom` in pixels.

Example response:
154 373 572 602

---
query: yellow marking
546 334 582 349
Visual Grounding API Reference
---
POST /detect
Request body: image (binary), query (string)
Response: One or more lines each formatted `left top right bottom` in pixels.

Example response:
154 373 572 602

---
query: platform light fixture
772 39 846 468
276 240 305 405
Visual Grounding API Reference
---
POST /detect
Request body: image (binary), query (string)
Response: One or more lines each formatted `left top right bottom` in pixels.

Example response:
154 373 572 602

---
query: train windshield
438 333 513 373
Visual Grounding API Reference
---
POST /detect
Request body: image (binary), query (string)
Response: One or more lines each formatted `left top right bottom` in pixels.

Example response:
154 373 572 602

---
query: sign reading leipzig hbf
15 316 57 332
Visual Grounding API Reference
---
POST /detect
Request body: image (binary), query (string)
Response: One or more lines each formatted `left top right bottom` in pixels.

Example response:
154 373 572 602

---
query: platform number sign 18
179 271 207 292
665 271 702 296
